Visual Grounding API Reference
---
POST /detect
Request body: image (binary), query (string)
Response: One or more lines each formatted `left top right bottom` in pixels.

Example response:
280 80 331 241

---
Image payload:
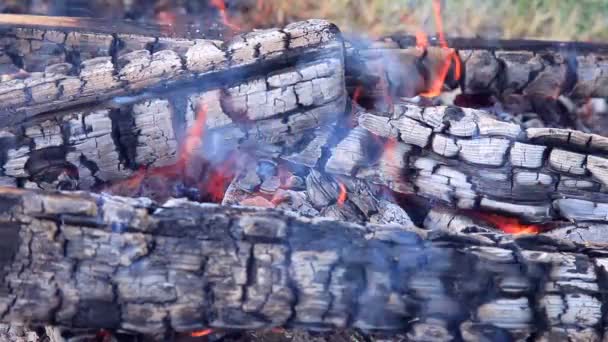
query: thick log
0 186 608 341
346 37 608 102
0 19 346 190
285 102 608 223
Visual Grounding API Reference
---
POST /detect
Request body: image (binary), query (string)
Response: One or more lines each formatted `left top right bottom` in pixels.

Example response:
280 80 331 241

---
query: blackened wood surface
0 186 607 341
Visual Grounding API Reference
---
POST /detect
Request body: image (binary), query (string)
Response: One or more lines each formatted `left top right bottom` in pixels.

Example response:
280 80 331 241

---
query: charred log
0 186 607 341
0 18 344 125
0 19 346 190
287 102 608 224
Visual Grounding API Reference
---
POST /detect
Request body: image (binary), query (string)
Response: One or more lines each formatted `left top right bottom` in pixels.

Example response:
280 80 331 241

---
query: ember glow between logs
191 328 214 337
476 212 542 235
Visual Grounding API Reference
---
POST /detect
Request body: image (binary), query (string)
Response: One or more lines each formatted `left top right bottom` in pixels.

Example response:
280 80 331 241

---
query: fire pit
0 1 607 341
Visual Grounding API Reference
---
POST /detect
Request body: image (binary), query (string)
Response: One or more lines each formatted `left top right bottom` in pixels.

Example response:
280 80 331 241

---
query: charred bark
0 186 607 341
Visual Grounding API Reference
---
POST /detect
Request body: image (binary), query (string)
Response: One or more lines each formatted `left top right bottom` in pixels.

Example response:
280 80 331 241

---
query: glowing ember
352 86 363 104
417 0 462 98
477 212 541 235
156 10 177 27
337 183 347 206
415 30 429 48
96 329 112 342
201 153 238 203
210 0 241 31
191 329 214 337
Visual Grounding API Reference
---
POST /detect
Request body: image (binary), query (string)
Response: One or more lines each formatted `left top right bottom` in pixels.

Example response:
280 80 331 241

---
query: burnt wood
0 19 346 190
0 18 344 126
0 186 607 340
312 102 608 223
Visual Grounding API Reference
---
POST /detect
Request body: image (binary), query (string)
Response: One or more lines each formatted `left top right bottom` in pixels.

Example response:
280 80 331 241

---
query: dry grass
258 0 608 41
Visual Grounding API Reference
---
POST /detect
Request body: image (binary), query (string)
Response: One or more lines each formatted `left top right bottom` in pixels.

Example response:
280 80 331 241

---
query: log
0 186 608 341
286 102 608 223
0 19 346 190
346 36 608 102
0 18 344 125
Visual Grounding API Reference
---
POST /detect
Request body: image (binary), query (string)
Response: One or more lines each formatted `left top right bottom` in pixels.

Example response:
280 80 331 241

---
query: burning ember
476 212 541 235
191 329 214 337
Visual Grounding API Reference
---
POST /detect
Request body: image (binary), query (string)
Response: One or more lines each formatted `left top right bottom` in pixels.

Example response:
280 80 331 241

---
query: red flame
417 0 462 98
201 153 238 203
337 183 347 206
477 212 541 235
191 329 214 337
210 0 241 31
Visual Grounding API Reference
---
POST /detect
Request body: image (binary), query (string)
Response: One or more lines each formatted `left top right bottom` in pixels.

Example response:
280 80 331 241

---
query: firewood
0 186 607 340
346 36 608 101
0 19 346 190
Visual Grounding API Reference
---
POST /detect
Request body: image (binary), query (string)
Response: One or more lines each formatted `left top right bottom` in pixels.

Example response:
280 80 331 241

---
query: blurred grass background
259 0 608 41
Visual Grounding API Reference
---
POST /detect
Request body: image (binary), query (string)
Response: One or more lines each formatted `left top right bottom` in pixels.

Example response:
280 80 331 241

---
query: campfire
0 1 607 341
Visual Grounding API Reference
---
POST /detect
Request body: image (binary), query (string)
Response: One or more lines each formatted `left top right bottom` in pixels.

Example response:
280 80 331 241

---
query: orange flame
211 0 241 31
337 183 347 206
417 0 462 98
104 102 236 203
477 212 541 235
191 329 214 337
181 104 208 164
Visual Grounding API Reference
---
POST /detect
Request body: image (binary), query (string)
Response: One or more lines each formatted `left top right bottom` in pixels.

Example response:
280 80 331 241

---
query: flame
201 153 237 203
337 183 347 206
191 329 214 337
181 104 208 164
417 0 462 98
477 212 541 235
104 102 236 203
210 0 241 31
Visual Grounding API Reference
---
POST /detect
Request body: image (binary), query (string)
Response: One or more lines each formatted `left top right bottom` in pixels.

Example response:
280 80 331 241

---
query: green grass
264 0 608 41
